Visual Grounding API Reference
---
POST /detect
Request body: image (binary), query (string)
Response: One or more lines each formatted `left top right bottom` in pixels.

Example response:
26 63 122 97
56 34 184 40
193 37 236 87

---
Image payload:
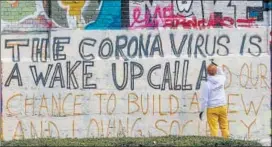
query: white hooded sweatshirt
200 67 227 112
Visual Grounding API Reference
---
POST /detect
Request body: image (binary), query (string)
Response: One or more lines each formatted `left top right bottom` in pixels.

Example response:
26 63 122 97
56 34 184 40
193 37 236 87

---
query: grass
1 136 262 146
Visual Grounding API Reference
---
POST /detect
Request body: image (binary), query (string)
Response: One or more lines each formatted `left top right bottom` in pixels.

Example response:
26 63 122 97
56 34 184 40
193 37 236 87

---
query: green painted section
1 1 36 22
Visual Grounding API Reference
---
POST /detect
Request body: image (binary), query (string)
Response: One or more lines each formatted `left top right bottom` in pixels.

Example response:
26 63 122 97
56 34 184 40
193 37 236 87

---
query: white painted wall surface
1 29 271 141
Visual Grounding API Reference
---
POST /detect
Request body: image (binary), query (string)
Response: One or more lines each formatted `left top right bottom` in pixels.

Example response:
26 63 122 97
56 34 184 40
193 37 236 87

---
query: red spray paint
130 4 256 29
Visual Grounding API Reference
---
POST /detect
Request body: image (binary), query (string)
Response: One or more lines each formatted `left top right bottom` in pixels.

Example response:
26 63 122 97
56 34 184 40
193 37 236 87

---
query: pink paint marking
130 4 257 29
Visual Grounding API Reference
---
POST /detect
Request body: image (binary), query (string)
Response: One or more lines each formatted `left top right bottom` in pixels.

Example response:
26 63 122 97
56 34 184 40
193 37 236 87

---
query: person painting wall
199 61 229 139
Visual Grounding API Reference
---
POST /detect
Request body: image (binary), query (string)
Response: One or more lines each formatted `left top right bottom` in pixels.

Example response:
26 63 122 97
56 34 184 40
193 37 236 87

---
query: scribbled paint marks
128 0 271 29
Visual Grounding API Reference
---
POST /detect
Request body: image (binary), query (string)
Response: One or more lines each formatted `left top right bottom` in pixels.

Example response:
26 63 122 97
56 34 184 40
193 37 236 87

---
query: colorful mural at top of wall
0 0 121 31
129 0 271 29
0 0 271 31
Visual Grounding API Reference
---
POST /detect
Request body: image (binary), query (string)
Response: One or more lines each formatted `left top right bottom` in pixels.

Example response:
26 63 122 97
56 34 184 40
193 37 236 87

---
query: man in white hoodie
199 62 229 139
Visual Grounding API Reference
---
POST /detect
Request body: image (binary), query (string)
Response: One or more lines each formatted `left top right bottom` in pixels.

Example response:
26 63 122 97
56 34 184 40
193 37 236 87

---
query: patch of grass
2 136 262 146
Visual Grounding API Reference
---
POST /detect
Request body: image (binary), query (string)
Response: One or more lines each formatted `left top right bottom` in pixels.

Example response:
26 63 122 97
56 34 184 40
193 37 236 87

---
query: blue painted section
249 11 259 17
264 2 272 10
85 0 121 30
246 6 263 21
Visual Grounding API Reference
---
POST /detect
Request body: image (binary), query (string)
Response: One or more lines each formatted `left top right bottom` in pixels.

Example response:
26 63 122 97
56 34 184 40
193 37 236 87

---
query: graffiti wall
0 0 271 143
129 0 271 29
0 29 271 141
0 0 121 31
0 0 271 31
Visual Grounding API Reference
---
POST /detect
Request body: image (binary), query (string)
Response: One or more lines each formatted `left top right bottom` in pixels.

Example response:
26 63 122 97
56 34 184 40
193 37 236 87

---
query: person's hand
199 112 204 120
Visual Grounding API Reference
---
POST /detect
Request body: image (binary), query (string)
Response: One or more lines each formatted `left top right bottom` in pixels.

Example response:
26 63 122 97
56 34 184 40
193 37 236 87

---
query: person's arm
217 66 225 75
216 65 227 83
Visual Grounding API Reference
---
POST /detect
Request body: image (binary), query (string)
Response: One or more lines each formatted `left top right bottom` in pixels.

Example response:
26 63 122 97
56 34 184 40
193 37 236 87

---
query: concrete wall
0 0 271 142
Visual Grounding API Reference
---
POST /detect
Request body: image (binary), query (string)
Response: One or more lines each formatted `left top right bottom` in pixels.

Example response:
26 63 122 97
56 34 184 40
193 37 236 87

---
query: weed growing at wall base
1 136 263 146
